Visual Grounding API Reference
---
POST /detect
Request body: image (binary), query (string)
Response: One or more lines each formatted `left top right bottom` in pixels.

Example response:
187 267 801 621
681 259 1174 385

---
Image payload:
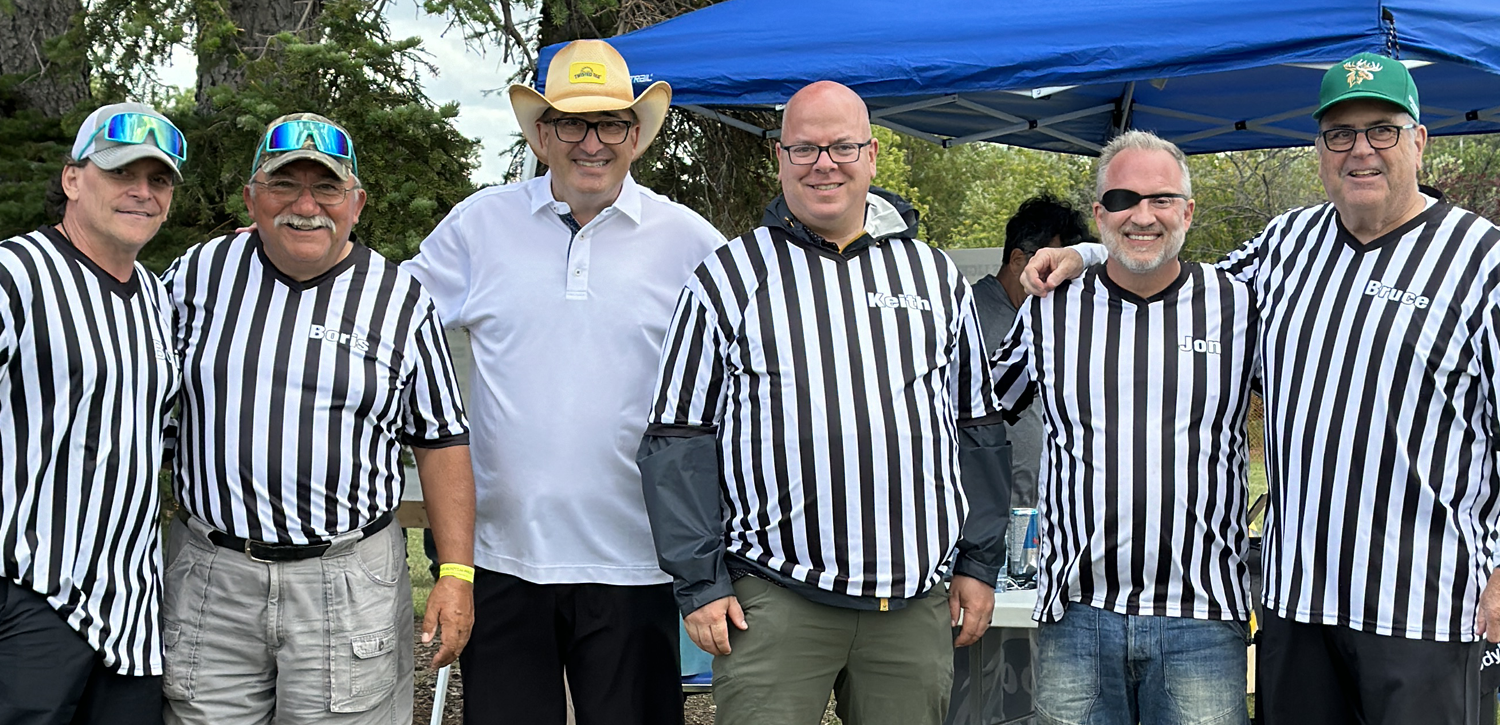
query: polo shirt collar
525 171 644 225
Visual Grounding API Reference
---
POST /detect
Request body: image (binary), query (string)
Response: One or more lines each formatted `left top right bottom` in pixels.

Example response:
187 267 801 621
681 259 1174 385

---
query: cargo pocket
330 625 399 713
160 540 204 703
161 622 194 701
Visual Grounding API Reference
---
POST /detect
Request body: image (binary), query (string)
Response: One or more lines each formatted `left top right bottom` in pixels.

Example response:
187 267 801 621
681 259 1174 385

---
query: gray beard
1103 228 1185 273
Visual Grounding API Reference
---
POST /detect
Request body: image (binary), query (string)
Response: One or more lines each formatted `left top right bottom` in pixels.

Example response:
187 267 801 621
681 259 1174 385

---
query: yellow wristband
438 563 475 583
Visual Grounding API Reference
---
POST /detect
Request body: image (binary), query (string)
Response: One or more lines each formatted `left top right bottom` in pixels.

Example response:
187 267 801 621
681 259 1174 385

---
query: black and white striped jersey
162 231 468 545
1218 199 1500 641
0 226 180 676
647 222 1002 600
992 263 1259 623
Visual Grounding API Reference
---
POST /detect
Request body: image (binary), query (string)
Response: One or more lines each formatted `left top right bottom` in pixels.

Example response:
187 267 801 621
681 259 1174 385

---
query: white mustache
276 213 334 231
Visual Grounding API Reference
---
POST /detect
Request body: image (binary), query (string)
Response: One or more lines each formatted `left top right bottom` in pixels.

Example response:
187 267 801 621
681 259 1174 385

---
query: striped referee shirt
645 192 1006 608
991 263 1258 623
163 231 468 545
1078 196 1500 641
1 227 179 676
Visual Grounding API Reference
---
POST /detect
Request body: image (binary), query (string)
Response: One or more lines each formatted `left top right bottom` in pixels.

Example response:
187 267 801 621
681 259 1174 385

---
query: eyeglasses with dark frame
779 140 874 165
545 117 635 145
251 178 357 206
1318 124 1417 152
1099 189 1190 213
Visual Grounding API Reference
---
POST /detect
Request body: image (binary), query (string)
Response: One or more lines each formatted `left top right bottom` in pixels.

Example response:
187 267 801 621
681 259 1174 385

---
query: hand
949 574 995 648
684 595 748 655
1021 247 1086 297
1476 569 1500 642
234 223 258 235
422 575 474 668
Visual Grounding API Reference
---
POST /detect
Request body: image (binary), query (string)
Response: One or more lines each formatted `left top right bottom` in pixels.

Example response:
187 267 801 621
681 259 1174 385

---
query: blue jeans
1035 603 1248 725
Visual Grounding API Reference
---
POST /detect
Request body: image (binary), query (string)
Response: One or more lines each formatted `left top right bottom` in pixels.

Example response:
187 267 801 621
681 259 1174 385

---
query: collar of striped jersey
762 186 920 254
39 224 141 298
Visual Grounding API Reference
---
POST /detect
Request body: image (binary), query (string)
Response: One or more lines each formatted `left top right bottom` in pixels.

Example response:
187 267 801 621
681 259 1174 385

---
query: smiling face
1093 147 1193 276
777 81 878 244
245 159 365 281
61 157 175 256
1317 98 1427 236
538 109 640 214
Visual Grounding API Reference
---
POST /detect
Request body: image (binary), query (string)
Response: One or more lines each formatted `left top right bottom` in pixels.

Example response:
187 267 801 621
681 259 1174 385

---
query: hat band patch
570 62 607 84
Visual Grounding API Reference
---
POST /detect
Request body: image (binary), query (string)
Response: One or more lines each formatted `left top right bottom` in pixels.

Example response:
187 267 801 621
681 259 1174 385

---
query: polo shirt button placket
566 229 590 300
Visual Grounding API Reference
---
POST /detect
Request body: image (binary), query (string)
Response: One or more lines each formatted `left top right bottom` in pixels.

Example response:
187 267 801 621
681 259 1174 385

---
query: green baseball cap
1313 52 1420 123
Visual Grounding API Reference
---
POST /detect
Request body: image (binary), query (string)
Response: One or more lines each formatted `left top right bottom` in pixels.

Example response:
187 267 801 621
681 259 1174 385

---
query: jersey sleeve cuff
403 432 470 449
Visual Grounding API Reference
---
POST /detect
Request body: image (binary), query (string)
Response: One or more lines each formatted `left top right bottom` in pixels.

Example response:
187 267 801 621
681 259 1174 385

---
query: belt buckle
245 541 273 563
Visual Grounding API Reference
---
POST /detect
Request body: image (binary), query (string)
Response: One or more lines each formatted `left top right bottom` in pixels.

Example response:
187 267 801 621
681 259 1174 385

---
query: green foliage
0 97 71 238
133 0 479 271
871 126 930 227
876 130 1092 249
1423 135 1500 222
633 107 778 236
84 0 192 102
1184 148 1323 262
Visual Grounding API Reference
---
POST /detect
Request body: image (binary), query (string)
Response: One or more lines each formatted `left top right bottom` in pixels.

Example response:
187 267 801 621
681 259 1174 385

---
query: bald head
782 81 872 137
777 81 879 246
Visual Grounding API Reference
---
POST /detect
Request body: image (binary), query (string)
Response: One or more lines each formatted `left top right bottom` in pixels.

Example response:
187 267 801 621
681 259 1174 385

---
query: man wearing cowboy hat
405 39 724 724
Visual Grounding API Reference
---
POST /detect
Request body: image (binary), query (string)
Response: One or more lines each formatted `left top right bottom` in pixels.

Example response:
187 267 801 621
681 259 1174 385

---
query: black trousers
1258 610 1482 725
460 569 683 725
0 580 162 725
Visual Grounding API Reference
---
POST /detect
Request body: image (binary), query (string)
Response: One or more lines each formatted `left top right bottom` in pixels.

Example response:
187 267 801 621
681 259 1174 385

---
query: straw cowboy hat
509 40 672 159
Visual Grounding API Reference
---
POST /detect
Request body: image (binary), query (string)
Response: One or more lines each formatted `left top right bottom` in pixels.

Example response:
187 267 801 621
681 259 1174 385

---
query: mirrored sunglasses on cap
253 119 358 175
85 112 187 162
1100 189 1189 213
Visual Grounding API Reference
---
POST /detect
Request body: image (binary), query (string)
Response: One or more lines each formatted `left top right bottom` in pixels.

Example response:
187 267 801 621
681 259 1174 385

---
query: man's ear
61 164 85 202
348 188 367 226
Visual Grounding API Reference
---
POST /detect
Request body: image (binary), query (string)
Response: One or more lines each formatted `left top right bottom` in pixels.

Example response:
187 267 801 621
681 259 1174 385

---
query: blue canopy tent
535 0 1500 155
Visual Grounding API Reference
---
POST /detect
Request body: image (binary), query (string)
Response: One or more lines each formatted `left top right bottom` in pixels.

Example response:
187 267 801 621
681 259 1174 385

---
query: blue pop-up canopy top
536 0 1500 155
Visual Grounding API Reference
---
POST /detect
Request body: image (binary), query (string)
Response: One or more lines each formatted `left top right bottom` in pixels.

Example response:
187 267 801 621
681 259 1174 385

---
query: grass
407 531 435 620
1249 457 1268 532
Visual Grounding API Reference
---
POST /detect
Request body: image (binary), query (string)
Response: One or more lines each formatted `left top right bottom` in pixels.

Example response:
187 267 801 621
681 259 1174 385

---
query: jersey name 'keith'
866 292 932 311
308 323 372 353
1364 280 1431 309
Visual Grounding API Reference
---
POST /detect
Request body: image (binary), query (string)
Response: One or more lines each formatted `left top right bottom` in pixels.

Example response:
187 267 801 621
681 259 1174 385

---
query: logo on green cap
1344 58 1383 88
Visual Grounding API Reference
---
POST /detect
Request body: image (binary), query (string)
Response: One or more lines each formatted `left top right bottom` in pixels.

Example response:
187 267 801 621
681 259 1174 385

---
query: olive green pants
712 576 954 725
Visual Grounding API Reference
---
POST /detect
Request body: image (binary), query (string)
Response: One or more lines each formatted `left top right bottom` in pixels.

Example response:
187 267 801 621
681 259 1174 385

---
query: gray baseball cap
70 102 186 180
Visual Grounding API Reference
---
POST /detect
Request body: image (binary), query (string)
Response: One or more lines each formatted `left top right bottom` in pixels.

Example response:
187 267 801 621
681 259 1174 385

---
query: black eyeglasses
1318 124 1417 152
545 118 635 145
779 141 873 165
1100 189 1190 213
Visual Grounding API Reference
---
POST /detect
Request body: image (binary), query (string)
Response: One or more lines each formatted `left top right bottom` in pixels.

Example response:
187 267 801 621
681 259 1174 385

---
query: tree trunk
195 0 322 113
0 0 90 117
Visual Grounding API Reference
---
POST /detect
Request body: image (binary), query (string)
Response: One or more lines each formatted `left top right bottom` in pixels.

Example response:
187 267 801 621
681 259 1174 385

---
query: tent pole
1113 81 1137 136
681 105 771 138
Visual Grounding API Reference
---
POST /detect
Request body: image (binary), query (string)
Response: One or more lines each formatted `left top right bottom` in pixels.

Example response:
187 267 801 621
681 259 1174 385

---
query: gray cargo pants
160 514 413 725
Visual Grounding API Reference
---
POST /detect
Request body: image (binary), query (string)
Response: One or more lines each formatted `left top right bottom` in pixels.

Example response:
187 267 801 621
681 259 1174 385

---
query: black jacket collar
760 186 920 258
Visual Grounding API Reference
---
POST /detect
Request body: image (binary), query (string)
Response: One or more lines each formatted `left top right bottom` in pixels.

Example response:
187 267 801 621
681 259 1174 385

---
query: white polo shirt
404 173 725 585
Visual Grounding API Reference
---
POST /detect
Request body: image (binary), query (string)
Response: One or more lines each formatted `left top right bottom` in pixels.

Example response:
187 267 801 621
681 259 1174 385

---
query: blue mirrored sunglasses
84 112 187 162
251 120 358 176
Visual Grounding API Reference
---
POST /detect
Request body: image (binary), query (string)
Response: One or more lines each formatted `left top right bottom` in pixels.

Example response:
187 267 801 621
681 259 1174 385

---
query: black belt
208 511 394 562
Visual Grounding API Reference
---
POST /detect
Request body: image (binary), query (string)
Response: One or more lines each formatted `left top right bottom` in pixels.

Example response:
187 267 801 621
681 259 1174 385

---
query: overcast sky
158 0 526 185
